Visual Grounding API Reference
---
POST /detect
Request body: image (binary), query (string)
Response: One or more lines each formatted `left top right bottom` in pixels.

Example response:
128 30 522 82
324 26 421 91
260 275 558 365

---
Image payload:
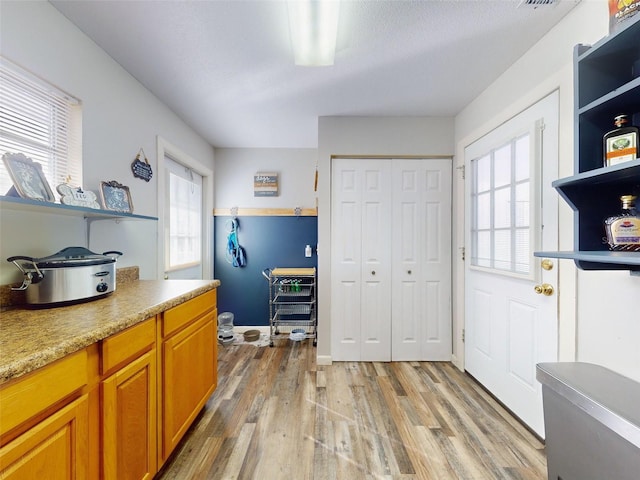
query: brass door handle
541 259 554 271
534 283 554 296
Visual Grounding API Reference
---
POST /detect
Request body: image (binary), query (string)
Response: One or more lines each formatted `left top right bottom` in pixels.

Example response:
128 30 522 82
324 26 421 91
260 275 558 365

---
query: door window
470 133 534 276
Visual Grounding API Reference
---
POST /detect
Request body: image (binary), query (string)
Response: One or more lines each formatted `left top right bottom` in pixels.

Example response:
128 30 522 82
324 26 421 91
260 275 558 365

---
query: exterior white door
391 159 452 360
464 91 559 437
332 158 452 361
332 158 392 361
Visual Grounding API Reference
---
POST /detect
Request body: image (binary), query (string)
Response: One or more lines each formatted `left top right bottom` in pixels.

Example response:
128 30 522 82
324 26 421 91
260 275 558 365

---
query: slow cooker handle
6 256 45 290
102 250 123 259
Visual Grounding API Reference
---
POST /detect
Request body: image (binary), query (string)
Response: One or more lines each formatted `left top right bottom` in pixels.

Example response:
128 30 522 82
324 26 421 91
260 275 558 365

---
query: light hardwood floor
156 340 547 479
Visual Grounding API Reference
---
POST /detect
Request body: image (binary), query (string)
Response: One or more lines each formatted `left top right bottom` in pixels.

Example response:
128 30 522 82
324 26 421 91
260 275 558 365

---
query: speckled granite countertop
0 279 220 385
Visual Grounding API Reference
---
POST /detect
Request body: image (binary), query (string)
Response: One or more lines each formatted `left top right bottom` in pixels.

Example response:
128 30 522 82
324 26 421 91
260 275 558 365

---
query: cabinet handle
407 270 412 275
371 270 376 275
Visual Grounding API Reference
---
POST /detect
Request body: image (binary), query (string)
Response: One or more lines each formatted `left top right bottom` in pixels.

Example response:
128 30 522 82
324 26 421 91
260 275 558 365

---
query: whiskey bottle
603 114 639 167
604 195 640 251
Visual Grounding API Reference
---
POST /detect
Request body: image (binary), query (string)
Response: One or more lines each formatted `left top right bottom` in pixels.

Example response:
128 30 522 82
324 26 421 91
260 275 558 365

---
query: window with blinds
470 133 532 275
0 57 82 198
165 155 203 270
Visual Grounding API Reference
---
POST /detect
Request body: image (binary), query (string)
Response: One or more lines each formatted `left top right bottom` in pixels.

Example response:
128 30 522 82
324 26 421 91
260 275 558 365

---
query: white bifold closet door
331 158 452 362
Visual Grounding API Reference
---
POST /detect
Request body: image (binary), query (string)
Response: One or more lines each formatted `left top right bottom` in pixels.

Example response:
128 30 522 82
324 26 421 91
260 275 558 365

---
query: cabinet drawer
0 349 88 438
163 289 216 338
101 317 155 376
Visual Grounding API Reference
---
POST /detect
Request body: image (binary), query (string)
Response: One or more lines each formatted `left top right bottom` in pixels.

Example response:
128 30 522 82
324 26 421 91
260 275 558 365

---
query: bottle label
610 217 640 244
605 132 638 165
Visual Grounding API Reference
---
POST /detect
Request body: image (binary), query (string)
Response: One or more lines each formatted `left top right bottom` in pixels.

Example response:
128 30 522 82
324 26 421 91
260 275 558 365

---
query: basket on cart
262 267 317 347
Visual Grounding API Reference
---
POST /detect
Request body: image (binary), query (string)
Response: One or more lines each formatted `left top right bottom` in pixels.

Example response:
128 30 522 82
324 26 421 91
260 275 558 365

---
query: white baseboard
316 355 332 366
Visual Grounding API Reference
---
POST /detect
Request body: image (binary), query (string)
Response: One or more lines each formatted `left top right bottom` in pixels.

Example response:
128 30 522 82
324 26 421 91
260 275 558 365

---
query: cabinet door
102 350 157 480
161 311 216 460
0 395 89 479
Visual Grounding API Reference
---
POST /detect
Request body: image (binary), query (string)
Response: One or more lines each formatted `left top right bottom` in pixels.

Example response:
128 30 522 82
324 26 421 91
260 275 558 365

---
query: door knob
534 283 554 296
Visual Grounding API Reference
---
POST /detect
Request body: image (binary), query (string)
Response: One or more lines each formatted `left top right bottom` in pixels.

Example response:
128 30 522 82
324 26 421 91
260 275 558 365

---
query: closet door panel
392 159 452 360
360 163 392 361
420 161 452 360
332 165 363 360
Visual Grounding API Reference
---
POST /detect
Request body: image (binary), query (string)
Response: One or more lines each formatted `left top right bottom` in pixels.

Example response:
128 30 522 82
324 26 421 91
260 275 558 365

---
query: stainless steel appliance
7 246 122 306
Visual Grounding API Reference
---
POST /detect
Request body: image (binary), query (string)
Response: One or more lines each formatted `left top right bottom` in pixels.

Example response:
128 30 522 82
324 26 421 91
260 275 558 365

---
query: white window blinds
0 57 82 198
470 133 532 275
165 155 203 270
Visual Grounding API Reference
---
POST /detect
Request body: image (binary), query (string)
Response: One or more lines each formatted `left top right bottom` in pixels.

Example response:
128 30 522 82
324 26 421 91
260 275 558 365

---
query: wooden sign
254 172 278 197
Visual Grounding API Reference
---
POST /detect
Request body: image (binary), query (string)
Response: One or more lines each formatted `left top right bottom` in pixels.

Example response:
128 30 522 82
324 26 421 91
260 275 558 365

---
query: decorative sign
99 180 134 213
56 183 101 209
254 172 278 197
131 148 153 182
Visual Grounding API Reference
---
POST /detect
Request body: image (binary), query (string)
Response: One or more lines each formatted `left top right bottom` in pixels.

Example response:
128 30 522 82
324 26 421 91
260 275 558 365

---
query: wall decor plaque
99 180 134 213
2 152 55 202
131 148 153 182
254 172 278 197
56 183 101 209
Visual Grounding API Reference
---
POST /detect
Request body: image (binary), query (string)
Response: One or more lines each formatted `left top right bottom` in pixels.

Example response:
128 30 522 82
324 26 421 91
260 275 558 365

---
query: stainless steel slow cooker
7 246 122 306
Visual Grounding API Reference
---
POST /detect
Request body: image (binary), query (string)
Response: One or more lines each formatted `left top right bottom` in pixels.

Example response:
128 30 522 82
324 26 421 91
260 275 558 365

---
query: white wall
0 1 214 283
214 148 316 209
455 0 640 382
316 116 455 362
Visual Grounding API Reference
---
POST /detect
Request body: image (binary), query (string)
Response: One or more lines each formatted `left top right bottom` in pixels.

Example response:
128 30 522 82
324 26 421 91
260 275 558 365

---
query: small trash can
536 362 640 480
217 312 234 345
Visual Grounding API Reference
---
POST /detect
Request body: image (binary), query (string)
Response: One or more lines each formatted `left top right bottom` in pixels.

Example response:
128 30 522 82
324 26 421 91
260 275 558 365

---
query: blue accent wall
213 216 317 326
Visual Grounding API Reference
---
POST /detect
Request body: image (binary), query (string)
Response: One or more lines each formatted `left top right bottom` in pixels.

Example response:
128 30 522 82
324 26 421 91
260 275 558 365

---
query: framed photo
56 183 101 209
2 152 55 202
99 180 133 213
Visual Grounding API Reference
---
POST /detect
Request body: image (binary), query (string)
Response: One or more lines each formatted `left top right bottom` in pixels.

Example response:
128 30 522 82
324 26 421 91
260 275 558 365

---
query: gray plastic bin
536 362 640 480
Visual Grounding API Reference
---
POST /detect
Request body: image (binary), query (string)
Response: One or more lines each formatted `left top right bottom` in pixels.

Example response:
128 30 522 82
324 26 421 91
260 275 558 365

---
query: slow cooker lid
35 246 118 268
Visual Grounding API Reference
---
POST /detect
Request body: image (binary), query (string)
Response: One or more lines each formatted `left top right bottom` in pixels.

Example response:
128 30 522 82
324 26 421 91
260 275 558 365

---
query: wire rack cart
263 267 316 347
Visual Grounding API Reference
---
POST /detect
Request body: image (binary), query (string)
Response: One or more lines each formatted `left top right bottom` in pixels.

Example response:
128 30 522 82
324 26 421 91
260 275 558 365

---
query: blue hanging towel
226 218 246 267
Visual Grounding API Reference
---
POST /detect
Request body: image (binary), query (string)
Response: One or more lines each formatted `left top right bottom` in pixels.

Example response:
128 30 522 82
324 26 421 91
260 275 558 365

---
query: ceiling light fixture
287 0 340 66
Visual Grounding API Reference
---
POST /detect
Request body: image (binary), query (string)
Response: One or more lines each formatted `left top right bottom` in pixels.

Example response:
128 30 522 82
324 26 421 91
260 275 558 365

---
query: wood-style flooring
156 340 547 480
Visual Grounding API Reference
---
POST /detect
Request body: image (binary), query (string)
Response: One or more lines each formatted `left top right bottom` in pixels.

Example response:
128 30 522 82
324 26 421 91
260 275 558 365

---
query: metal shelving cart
263 267 316 347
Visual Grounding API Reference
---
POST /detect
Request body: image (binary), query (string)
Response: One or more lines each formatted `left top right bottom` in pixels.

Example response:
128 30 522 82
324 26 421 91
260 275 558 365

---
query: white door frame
156 136 213 280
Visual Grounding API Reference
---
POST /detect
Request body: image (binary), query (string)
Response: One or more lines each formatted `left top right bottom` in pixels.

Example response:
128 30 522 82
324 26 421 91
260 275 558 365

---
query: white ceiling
50 0 579 148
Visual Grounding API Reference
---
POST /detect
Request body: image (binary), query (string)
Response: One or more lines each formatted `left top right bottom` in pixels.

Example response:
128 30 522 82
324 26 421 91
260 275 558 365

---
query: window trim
156 136 213 280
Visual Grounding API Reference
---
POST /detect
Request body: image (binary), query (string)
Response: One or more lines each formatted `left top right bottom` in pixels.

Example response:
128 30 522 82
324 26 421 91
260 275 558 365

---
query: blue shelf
0 195 157 221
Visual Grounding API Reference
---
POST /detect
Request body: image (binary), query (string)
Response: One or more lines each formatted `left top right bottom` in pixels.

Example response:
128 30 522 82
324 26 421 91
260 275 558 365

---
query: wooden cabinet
100 318 156 480
0 287 218 479
535 19 640 271
159 289 217 462
0 395 89 480
0 351 89 479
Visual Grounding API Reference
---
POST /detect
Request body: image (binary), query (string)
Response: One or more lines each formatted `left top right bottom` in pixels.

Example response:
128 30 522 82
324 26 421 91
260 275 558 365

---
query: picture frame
99 180 134 213
254 172 279 197
2 152 56 202
56 183 101 209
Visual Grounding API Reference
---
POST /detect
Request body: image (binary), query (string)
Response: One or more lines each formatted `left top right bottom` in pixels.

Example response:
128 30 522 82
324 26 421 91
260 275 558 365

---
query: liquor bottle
603 114 639 167
604 195 640 251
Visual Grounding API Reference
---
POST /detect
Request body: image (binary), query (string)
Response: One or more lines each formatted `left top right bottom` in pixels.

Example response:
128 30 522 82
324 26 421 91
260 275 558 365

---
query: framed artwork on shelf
99 180 133 213
2 152 55 202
